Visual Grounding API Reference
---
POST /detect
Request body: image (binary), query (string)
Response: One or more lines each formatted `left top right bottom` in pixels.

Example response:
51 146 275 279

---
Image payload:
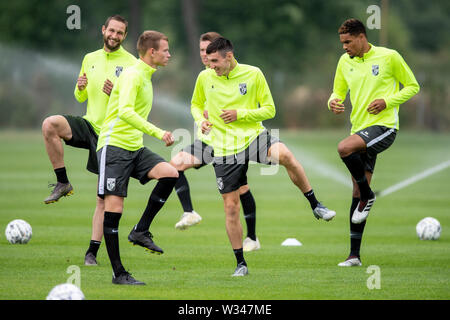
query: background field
0 129 449 300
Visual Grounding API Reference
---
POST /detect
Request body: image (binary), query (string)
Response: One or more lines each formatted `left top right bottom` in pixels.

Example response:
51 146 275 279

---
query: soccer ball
5 219 32 244
46 283 85 300
416 217 441 240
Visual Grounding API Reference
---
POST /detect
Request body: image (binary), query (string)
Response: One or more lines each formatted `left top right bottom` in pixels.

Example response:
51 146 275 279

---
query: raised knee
278 149 294 166
337 141 350 157
166 165 179 178
42 117 56 134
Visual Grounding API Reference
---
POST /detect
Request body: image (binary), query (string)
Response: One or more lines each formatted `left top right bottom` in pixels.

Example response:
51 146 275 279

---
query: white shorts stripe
98 145 108 195
366 128 395 148
98 115 120 195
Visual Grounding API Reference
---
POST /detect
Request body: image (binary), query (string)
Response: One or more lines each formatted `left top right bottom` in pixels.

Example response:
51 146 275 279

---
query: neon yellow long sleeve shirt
97 59 166 152
328 44 420 134
191 62 276 157
74 46 137 134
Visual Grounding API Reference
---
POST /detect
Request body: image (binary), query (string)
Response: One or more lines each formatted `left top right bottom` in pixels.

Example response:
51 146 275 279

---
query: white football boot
338 257 362 267
175 211 202 230
243 237 261 252
312 202 336 221
352 192 376 224
232 263 249 277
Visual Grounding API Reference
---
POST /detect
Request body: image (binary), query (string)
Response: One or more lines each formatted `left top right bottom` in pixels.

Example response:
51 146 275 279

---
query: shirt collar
137 59 157 77
103 45 125 57
220 59 239 79
354 43 375 61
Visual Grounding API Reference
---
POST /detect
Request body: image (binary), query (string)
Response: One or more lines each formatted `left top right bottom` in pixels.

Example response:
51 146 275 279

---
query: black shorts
213 130 280 194
355 125 397 173
97 145 166 197
182 139 214 169
63 115 99 174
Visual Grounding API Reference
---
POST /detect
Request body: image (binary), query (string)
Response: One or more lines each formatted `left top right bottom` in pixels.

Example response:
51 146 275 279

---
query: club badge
106 178 116 191
239 83 247 95
372 64 379 76
115 66 123 77
216 177 224 191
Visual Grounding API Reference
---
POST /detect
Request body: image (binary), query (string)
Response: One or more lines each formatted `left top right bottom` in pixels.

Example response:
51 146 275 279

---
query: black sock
349 197 367 258
240 190 256 241
54 167 69 184
174 171 194 212
85 240 101 257
135 177 177 232
233 248 246 266
103 211 126 277
341 153 372 200
303 189 319 209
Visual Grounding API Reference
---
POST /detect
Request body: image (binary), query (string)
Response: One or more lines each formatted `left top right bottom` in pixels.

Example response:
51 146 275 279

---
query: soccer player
328 19 420 267
170 32 260 252
192 37 336 276
97 30 178 285
41 15 137 266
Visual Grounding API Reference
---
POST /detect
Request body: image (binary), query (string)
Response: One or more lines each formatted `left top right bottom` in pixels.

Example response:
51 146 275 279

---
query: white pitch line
378 160 450 198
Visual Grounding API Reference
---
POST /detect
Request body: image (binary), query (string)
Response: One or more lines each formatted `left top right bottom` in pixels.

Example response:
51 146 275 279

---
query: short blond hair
200 32 222 43
137 30 168 57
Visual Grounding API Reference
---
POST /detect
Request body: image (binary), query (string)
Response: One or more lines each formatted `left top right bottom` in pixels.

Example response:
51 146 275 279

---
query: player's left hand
367 99 386 115
103 79 114 96
220 109 237 124
162 131 174 146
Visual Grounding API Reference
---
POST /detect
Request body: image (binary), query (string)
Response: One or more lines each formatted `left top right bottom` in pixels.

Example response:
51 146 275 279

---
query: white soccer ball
5 219 32 244
46 283 85 300
416 217 441 240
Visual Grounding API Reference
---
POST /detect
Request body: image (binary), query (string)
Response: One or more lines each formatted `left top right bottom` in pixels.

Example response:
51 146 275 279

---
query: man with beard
41 15 137 266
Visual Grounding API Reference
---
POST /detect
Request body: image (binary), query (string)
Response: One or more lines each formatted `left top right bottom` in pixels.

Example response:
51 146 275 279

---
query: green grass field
0 129 449 300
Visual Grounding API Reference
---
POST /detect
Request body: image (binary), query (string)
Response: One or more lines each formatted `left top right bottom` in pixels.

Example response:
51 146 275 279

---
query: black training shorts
213 130 280 194
182 139 214 169
355 125 397 173
97 145 166 198
63 115 99 174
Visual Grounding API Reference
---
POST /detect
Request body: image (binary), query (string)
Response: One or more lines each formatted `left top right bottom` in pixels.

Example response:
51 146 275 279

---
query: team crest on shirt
372 64 379 76
107 178 116 191
216 177 224 190
115 66 124 77
239 83 247 95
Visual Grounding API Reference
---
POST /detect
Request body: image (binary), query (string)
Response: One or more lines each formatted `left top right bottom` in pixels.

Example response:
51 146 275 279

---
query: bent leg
268 142 312 193
170 151 199 214
42 115 72 169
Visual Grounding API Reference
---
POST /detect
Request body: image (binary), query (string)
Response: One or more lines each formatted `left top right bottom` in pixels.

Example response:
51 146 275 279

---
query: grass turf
0 129 449 300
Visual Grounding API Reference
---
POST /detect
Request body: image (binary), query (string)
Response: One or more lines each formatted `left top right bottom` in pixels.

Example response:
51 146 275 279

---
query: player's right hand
162 131 175 146
201 120 213 135
77 73 88 91
329 98 345 114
